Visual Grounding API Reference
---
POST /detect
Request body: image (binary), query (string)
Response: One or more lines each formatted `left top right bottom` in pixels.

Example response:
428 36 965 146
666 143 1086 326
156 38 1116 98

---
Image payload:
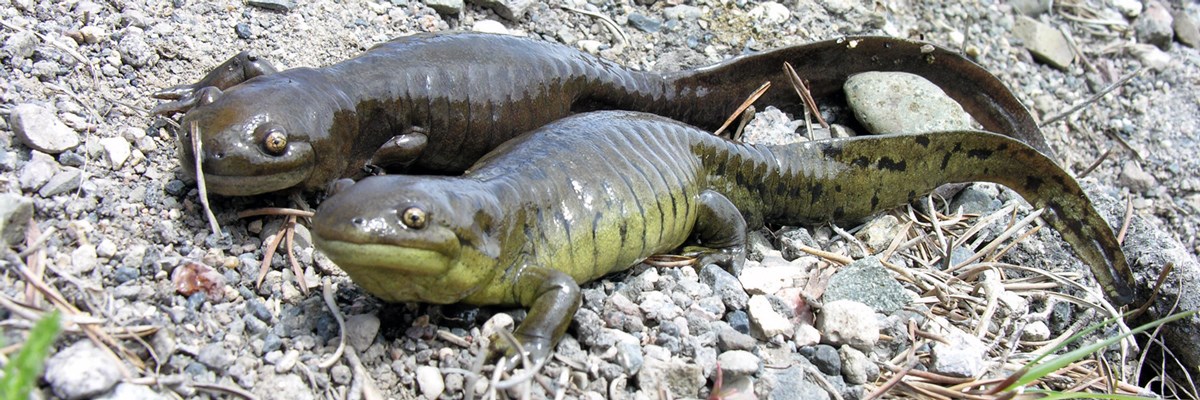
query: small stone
70 243 98 274
471 19 509 35
248 0 296 12
197 343 235 370
1130 44 1172 70
717 324 757 352
1136 1 1174 50
818 0 855 14
235 23 253 39
1112 0 1142 17
778 227 818 261
275 350 299 373
739 266 787 295
39 168 85 197
793 323 821 347
576 39 602 53
1012 16 1074 70
700 264 749 310
45 341 123 400
802 344 840 375
1009 0 1051 16
716 350 760 378
0 194 33 246
951 183 1002 215
637 356 705 398
416 366 445 398
425 0 464 15
854 215 904 253
1022 321 1051 341
839 346 877 385
726 310 750 334
627 13 661 33
259 374 313 400
1120 161 1157 193
481 312 514 339
930 328 987 377
615 340 644 374
117 27 156 68
816 300 879 351
10 104 81 154
845 71 976 135
1174 11 1200 48
664 5 703 21
748 295 793 339
96 239 118 258
767 366 829 399
470 0 533 20
94 383 168 400
79 26 105 44
3 30 37 60
822 256 911 314
748 1 790 24
99 137 132 169
345 313 381 352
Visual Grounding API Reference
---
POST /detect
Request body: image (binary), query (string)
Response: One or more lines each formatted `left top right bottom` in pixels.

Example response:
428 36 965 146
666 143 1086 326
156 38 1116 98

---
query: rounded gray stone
10 104 80 154
45 341 123 400
845 71 975 135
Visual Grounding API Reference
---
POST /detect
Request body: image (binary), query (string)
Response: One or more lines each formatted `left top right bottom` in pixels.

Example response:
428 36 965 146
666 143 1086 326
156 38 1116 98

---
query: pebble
0 193 33 246
94 383 168 400
627 13 661 33
39 167 84 197
637 355 705 398
1011 16 1074 70
248 0 296 12
3 30 37 60
793 323 821 347
747 295 792 339
99 137 132 169
1130 44 1172 70
664 5 703 21
416 366 445 398
471 0 533 21
854 215 904 253
1136 0 1174 50
235 23 254 39
275 350 300 372
425 0 464 15
838 346 877 385
818 0 854 15
716 324 757 351
822 256 911 314
767 366 830 400
472 20 509 35
1112 0 1142 17
749 2 790 24
700 264 749 310
777 227 817 261
259 374 314 400
197 342 235 370
10 104 81 154
816 300 879 351
716 350 760 378
802 344 841 375
930 327 987 377
1174 11 1200 48
616 340 644 374
70 243 98 274
845 71 975 134
44 341 123 400
117 27 156 68
345 313 381 351
726 309 750 334
1022 321 1051 341
742 107 803 146
1009 0 1050 16
950 183 1002 215
1120 161 1157 193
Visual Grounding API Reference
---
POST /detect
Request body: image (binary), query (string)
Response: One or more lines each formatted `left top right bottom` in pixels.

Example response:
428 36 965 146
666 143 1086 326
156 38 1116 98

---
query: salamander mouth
313 237 454 276
198 165 315 196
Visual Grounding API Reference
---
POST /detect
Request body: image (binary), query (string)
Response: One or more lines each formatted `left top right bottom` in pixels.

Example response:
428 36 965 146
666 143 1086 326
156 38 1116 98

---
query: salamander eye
401 207 427 229
262 129 287 156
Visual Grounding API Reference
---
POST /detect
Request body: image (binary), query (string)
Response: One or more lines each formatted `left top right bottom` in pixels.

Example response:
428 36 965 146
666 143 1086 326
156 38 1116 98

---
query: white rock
716 350 760 378
1130 44 1172 71
747 295 792 339
70 243 98 274
10 104 81 154
931 328 988 377
416 366 445 398
577 39 602 54
846 71 976 134
749 2 790 24
45 341 123 399
1113 0 1142 17
792 322 821 347
94 383 169 400
99 137 132 169
855 214 904 253
839 346 878 385
1021 321 1052 341
97 238 118 258
472 20 509 35
816 300 879 351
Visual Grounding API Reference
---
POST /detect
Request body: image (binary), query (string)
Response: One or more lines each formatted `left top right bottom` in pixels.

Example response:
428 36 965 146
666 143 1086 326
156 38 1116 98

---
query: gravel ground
2 0 1198 398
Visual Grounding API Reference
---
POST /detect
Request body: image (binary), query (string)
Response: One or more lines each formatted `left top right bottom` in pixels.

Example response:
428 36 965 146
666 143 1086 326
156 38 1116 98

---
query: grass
0 310 62 400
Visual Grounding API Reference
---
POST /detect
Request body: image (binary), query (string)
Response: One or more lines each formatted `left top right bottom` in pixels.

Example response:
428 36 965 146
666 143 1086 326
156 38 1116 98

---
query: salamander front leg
490 264 581 365
683 190 748 274
152 51 278 115
367 127 430 171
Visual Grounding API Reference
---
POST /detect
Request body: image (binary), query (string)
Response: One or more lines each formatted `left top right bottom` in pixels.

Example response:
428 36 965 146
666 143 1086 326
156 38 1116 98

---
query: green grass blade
1003 309 1198 392
0 310 63 400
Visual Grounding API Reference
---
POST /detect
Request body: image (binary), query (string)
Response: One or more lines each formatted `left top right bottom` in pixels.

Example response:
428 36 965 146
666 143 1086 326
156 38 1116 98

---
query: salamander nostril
351 217 365 225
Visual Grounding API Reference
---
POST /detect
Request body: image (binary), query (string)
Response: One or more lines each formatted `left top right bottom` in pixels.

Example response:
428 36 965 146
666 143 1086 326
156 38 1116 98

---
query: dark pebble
315 313 338 341
205 231 232 249
261 333 283 354
112 266 139 284
726 310 750 334
627 13 661 33
164 179 186 196
247 0 295 12
186 292 206 310
244 314 269 335
57 151 85 167
247 299 273 322
184 361 208 376
235 23 253 39
803 344 841 376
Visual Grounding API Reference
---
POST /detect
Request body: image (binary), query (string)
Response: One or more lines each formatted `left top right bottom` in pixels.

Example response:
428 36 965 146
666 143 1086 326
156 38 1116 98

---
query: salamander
159 32 1049 196
310 110 1136 361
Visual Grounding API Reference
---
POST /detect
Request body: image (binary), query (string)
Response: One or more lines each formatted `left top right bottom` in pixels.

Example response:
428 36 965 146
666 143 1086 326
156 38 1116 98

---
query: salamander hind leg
682 190 748 275
490 264 581 365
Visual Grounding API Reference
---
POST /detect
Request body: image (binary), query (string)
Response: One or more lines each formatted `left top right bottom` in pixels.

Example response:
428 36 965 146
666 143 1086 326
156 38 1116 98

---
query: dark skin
154 32 1051 196
311 111 1136 362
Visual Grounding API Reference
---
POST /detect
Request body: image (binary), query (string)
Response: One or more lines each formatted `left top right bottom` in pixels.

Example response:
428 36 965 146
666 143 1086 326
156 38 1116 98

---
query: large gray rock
10 104 80 154
823 256 911 314
845 71 975 135
1136 0 1174 50
45 341 123 400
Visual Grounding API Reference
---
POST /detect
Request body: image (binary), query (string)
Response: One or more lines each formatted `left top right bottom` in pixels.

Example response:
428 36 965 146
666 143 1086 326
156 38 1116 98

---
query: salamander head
312 176 505 304
178 71 341 196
